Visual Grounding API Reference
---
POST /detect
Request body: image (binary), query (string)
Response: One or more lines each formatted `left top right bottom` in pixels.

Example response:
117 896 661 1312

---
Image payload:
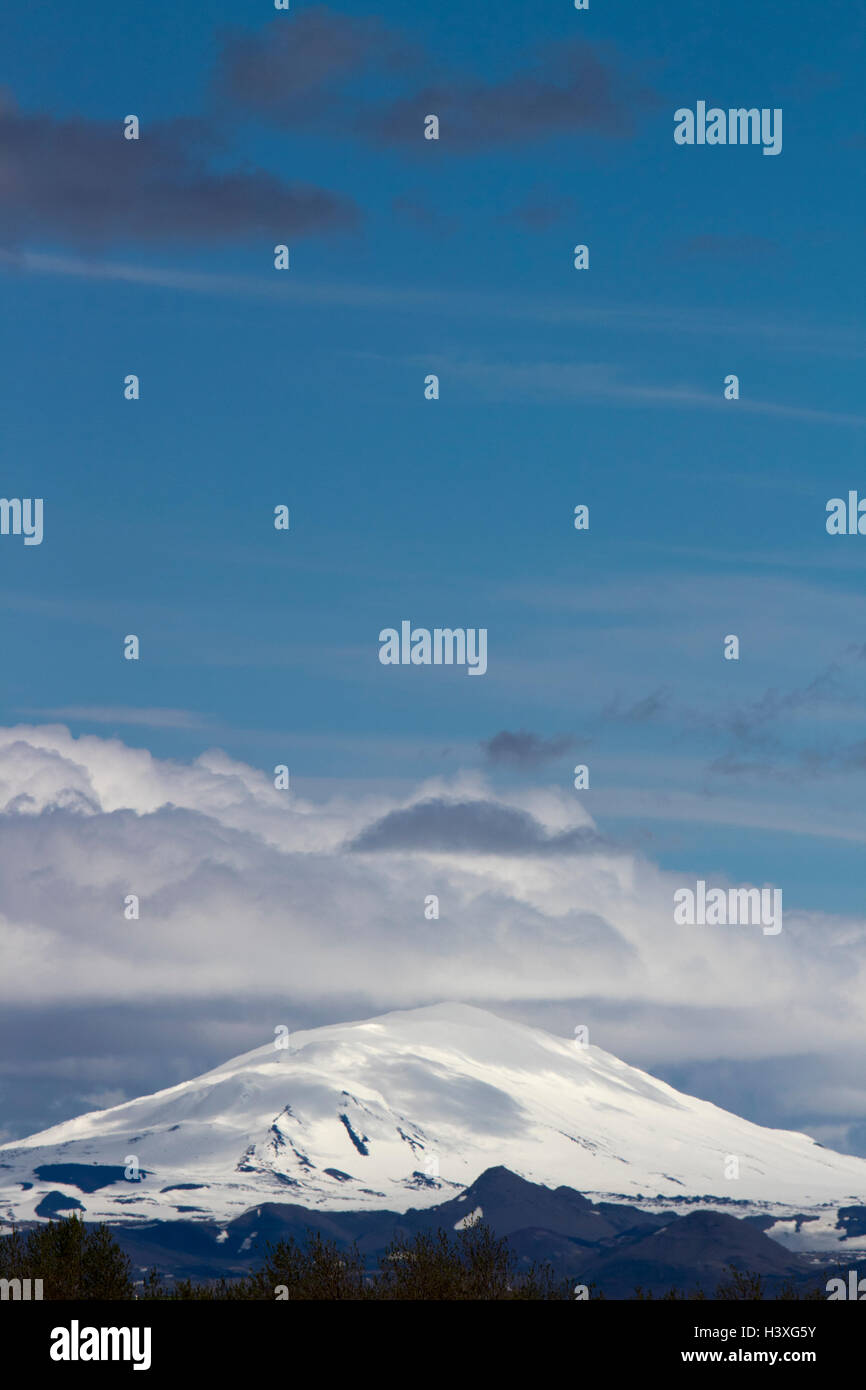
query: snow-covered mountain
2 1003 865 1232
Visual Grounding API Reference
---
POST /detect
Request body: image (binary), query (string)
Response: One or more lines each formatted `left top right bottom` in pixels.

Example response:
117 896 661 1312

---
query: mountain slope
579 1208 810 1299
1 1003 865 1227
98 1170 819 1292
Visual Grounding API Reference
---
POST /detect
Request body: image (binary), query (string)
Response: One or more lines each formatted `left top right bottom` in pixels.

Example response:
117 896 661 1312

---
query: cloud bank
0 725 865 1153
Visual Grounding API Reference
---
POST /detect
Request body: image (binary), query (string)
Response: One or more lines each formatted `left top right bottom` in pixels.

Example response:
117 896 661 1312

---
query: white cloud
0 723 864 1138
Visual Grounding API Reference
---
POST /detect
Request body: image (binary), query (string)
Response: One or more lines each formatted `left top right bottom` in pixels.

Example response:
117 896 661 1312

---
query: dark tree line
0 1214 828 1300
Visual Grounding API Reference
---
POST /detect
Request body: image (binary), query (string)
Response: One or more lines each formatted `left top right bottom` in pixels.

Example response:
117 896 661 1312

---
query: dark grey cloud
391 195 456 234
608 652 863 751
714 659 851 749
350 797 611 855
0 102 358 247
365 40 660 149
504 193 577 231
661 1051 866 1159
591 650 866 786
600 687 673 725
700 649 866 780
708 739 866 782
481 729 576 767
217 15 657 150
214 9 420 128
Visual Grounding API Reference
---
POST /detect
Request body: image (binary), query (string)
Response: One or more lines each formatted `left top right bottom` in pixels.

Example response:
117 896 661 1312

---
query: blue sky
0 1 865 1149
3 0 863 906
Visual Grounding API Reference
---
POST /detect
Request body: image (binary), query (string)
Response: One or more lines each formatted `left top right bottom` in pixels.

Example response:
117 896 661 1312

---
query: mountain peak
2 1002 865 1227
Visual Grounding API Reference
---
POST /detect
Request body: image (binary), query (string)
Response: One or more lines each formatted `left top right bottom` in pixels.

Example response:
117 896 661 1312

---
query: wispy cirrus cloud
4 252 864 361
19 707 215 730
428 356 866 428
